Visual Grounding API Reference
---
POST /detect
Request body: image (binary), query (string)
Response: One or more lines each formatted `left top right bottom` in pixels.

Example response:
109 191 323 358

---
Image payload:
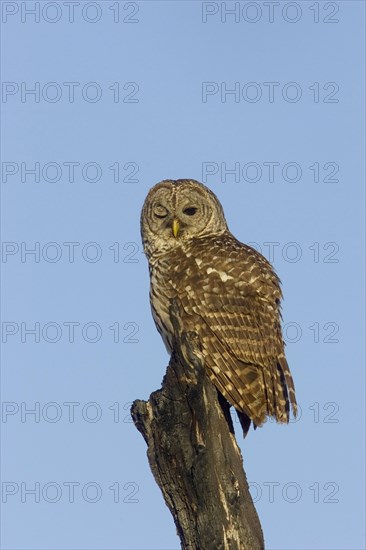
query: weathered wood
131 302 264 550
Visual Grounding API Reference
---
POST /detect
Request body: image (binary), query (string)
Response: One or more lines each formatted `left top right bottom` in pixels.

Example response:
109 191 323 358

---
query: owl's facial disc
141 179 228 258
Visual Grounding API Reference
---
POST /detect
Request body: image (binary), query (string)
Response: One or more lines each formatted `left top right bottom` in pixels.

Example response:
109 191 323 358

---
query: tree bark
131 302 264 550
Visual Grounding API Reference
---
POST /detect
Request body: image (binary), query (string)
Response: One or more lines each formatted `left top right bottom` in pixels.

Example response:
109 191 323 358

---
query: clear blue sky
1 1 365 549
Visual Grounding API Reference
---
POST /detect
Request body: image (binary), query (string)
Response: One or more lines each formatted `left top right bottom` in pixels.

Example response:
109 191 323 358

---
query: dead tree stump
131 302 264 550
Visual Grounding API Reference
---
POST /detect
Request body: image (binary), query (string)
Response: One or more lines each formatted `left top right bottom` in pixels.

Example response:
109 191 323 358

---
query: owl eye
183 207 198 216
154 205 168 219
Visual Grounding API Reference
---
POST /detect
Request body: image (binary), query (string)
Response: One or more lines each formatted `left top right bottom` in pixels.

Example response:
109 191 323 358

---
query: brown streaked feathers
141 179 297 436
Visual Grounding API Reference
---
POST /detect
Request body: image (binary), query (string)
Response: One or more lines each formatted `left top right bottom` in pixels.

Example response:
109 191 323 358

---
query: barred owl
141 179 297 436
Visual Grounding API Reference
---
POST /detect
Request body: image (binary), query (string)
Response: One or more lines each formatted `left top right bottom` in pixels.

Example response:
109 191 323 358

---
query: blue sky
1 1 365 549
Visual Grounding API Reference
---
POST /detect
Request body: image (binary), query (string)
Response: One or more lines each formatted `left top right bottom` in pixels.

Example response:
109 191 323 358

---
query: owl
140 179 297 436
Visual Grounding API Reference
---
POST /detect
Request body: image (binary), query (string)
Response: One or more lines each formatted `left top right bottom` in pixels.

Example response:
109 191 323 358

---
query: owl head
141 179 228 259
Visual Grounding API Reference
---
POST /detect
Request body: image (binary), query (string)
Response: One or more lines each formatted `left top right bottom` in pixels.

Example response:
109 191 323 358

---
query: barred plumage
141 179 297 436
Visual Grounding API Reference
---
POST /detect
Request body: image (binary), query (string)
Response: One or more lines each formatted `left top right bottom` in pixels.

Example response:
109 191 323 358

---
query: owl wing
173 235 297 428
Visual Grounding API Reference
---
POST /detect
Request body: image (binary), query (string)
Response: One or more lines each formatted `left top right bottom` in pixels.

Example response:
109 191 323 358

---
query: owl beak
172 218 180 238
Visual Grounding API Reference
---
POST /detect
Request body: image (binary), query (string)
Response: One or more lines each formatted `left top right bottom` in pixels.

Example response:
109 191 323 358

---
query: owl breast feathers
141 179 297 436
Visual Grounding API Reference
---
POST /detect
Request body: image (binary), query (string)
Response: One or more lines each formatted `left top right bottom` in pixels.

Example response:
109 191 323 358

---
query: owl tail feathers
278 355 298 419
236 410 252 438
236 410 267 438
